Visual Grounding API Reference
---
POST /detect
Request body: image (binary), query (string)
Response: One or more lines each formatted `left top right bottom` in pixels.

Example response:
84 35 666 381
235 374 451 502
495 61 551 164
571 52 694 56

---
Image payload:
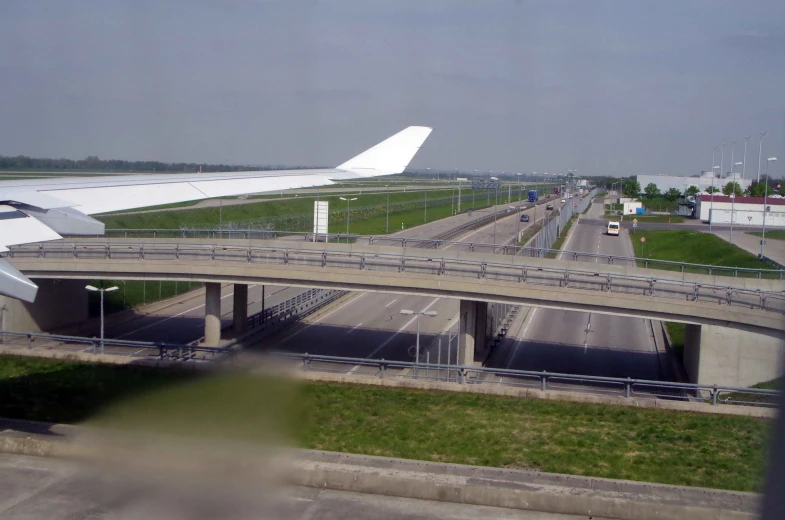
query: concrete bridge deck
5 238 785 336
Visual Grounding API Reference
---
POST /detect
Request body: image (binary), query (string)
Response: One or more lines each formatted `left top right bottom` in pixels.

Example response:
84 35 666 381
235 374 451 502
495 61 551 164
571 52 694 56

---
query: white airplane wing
0 126 432 301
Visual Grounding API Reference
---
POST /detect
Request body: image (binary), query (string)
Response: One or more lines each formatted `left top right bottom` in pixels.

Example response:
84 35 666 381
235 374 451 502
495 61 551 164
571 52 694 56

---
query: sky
0 0 784 177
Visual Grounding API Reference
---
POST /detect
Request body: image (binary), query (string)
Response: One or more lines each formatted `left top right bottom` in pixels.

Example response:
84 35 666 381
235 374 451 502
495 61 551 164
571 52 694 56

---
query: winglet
336 126 432 176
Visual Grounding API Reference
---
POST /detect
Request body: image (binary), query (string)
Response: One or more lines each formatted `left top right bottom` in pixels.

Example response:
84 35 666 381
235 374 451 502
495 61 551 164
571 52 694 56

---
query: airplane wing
0 126 432 301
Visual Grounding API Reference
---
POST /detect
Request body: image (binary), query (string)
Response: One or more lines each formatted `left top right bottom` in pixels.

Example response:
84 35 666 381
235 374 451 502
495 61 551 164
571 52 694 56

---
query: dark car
546 204 554 210
520 214 530 222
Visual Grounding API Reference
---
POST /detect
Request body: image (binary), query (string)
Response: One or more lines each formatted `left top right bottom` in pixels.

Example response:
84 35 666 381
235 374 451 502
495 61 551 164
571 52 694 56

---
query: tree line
620 178 782 201
0 154 324 173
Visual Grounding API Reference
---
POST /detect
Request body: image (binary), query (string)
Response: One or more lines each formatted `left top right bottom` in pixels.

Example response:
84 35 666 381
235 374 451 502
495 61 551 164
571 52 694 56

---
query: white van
607 221 620 236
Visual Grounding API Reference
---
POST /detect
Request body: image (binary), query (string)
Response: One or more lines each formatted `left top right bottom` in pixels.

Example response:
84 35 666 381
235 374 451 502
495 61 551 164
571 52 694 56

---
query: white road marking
348 297 440 373
347 322 363 335
280 293 366 343
384 298 398 308
505 308 537 369
117 291 235 339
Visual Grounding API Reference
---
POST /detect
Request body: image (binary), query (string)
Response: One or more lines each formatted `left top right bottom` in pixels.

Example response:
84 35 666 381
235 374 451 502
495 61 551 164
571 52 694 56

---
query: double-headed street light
761 157 778 258
400 309 438 376
85 285 119 353
339 197 357 234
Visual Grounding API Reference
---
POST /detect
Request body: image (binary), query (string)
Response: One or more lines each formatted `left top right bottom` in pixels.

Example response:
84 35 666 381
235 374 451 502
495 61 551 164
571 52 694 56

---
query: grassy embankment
630 230 775 364
0 354 771 493
748 230 785 241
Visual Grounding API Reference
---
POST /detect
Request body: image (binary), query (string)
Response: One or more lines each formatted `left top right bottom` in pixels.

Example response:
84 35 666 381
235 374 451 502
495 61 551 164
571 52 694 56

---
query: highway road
488 199 668 381
254 193 569 369
98 191 566 352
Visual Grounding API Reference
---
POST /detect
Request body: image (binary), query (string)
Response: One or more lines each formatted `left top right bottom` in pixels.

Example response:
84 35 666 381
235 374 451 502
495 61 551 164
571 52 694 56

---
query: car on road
607 221 620 236
546 204 554 210
561 199 566 203
520 214 530 222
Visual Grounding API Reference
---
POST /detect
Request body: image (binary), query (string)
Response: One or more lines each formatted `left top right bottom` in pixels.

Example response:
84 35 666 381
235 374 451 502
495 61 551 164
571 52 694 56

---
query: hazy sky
1 0 783 177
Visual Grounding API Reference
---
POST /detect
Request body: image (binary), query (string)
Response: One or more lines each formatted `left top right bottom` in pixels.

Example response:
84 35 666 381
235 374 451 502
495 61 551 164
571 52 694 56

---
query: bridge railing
0 330 230 361
8 240 785 316
96 228 785 279
274 351 781 408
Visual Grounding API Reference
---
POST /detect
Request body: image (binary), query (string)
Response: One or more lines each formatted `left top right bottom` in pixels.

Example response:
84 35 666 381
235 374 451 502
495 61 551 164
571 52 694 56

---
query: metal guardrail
9 240 785 316
273 351 782 408
98 227 785 279
0 330 230 361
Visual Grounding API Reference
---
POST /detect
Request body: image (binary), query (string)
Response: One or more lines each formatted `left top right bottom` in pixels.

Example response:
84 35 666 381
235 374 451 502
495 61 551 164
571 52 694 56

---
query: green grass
98 200 200 214
748 230 785 241
97 188 485 231
87 280 204 315
631 230 776 276
0 355 772 492
546 215 576 258
665 322 685 361
611 215 685 224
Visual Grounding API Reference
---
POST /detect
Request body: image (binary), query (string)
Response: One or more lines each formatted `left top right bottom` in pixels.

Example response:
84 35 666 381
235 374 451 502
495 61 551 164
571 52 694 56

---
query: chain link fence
525 189 598 256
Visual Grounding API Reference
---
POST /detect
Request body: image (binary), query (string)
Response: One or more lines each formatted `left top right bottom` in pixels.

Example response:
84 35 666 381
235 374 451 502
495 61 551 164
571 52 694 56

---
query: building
696 194 785 225
637 172 752 195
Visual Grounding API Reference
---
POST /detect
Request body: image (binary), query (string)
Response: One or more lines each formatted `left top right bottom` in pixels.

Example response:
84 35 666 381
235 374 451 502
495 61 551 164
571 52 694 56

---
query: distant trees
705 186 720 194
0 154 322 173
722 182 744 196
623 179 641 198
643 183 661 199
747 181 771 198
663 187 681 201
685 185 699 197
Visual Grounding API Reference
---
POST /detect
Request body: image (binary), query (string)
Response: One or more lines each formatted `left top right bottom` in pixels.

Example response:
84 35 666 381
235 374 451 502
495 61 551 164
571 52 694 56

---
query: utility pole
385 186 390 234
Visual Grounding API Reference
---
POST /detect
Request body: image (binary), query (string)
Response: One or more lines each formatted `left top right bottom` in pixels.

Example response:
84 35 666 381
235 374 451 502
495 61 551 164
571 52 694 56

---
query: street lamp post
761 157 777 258
386 186 390 234
490 177 499 249
730 162 743 244
742 135 751 180
757 131 767 183
710 165 719 234
339 197 357 235
85 285 119 353
400 309 438 377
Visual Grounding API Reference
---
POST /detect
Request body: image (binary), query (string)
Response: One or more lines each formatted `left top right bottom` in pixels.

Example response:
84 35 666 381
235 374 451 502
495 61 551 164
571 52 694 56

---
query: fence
526 189 598 256
274 352 781 408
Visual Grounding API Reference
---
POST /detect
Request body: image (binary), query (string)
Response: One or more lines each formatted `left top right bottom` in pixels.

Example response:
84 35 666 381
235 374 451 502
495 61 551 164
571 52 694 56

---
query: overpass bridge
5 237 785 387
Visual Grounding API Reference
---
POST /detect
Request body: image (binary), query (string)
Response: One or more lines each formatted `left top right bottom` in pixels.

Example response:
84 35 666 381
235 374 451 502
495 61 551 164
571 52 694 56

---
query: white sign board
313 200 329 235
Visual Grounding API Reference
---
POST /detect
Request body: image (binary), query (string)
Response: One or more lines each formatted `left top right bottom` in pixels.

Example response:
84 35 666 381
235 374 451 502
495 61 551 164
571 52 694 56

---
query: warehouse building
696 194 785 226
637 172 752 195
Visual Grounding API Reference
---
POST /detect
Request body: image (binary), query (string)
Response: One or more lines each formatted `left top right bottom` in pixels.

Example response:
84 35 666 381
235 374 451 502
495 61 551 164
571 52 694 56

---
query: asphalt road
488 199 667 381
255 194 571 371
0 453 591 520
99 192 565 350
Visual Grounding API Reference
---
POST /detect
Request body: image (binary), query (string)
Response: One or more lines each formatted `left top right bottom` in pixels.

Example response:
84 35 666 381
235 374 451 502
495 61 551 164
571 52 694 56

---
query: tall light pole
710 165 719 233
339 197 357 234
730 139 737 185
424 188 427 222
761 157 777 258
730 162 743 244
400 309 438 377
85 285 119 353
757 131 767 182
742 135 751 180
490 177 499 249
385 185 390 234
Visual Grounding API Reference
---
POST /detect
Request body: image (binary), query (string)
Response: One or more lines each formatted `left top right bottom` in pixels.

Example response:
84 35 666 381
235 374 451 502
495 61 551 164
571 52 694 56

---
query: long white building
696 194 785 226
637 172 752 195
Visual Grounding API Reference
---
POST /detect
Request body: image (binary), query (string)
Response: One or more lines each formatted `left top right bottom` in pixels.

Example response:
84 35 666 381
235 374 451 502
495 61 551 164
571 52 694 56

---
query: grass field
748 230 785 241
0 355 771 492
640 197 680 212
631 230 775 275
96 188 487 231
545 215 575 258
87 279 204 315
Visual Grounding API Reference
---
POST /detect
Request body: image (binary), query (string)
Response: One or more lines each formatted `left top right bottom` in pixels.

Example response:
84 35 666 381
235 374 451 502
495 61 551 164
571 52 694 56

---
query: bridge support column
458 300 488 366
204 282 222 346
233 284 248 334
683 324 785 387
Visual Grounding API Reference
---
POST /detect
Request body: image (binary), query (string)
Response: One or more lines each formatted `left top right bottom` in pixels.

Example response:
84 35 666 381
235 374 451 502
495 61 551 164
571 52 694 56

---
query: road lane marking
384 298 398 308
117 291 235 339
279 293 366 343
348 297 440 373
505 308 537 369
347 322 363 335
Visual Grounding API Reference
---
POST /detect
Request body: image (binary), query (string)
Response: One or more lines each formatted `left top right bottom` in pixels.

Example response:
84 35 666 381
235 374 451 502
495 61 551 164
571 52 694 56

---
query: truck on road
527 189 538 202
